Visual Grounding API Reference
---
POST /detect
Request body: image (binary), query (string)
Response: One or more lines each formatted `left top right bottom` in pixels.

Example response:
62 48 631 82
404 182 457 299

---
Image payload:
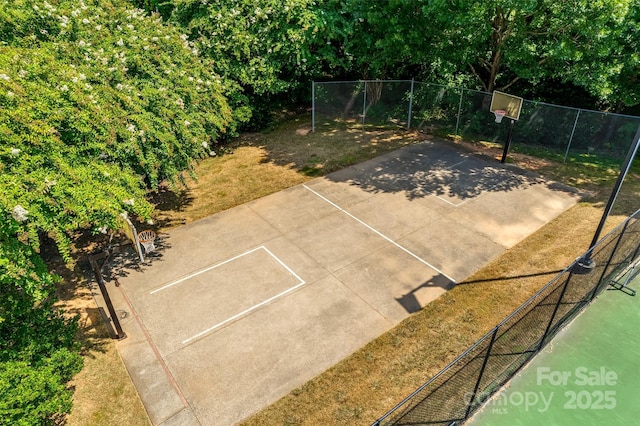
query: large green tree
1 0 242 421
339 0 639 109
168 0 350 120
0 217 82 425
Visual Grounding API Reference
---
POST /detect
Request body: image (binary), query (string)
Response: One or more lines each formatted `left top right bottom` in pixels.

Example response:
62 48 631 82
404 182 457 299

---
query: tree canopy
335 0 639 109
1 0 242 422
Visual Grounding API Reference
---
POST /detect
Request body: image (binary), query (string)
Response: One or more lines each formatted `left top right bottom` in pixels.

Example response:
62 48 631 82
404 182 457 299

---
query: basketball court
101 139 581 425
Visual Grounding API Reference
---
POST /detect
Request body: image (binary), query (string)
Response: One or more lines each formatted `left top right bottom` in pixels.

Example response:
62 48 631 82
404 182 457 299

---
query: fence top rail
313 79 413 84
524 100 640 120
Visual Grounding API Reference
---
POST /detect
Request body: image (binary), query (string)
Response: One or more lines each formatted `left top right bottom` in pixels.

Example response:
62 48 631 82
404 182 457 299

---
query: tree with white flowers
0 0 244 422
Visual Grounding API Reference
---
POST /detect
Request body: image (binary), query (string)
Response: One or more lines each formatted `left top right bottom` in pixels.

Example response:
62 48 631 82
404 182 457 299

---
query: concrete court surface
105 140 582 425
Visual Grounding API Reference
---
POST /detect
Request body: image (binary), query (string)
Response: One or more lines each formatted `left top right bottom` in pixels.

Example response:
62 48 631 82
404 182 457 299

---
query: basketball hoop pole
576 124 640 272
89 252 127 340
500 119 516 164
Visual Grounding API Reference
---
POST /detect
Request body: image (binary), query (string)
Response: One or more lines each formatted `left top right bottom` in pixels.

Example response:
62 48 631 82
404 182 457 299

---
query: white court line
435 195 465 207
164 246 307 345
182 279 307 345
261 246 305 285
150 246 265 294
302 184 456 283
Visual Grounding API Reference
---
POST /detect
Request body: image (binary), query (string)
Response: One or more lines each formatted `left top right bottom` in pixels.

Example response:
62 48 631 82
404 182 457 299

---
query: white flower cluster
12 205 29 222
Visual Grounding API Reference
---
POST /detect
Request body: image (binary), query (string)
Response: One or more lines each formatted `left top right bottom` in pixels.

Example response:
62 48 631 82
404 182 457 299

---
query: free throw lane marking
151 246 306 345
181 278 307 345
150 246 265 294
303 184 456 283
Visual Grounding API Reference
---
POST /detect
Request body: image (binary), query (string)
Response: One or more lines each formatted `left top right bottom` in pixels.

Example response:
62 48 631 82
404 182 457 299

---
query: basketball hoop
494 110 507 123
137 230 156 254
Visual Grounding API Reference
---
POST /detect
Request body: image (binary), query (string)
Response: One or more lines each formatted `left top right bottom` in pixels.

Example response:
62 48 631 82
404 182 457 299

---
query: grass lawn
58 115 640 425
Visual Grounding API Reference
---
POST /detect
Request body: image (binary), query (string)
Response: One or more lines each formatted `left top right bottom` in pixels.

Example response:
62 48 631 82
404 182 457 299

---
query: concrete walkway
102 140 581 425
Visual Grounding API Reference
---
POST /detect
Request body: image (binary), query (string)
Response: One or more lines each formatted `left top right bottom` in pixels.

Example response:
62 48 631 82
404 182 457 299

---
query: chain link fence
372 208 640 426
312 81 640 163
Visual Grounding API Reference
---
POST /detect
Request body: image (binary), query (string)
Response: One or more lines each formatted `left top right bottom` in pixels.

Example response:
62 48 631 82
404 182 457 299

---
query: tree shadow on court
395 273 455 314
324 142 577 201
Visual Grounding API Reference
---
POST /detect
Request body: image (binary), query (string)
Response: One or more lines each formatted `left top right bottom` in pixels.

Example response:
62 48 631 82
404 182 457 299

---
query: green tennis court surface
468 272 640 425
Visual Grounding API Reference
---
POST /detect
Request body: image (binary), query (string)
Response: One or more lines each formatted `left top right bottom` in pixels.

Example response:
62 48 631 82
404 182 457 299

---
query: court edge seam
116 282 190 410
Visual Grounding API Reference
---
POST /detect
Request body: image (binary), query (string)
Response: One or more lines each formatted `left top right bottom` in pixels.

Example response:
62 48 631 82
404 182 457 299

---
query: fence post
564 109 581 163
363 80 367 128
538 272 573 351
455 87 464 136
311 81 315 132
464 326 499 420
407 78 415 130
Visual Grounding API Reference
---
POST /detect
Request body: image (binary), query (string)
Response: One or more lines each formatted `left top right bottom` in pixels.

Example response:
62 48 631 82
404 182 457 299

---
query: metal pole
578 125 640 269
564 109 581 163
407 78 415 130
500 119 516 163
455 87 464 136
311 81 315 132
89 255 126 340
362 81 367 129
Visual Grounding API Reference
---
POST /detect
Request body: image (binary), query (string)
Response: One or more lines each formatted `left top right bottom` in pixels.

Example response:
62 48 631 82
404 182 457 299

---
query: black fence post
538 272 573 351
578 125 640 269
464 326 499 420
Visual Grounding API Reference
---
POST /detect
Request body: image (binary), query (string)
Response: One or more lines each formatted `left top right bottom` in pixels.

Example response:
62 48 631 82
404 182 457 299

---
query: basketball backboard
118 213 144 262
490 91 524 121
